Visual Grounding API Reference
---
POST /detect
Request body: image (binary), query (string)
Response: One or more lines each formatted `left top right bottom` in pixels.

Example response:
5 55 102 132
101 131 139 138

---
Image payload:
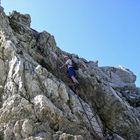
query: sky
2 0 140 87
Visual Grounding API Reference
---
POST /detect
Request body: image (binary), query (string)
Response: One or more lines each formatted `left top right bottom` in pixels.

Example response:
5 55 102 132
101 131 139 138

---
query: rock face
0 7 140 140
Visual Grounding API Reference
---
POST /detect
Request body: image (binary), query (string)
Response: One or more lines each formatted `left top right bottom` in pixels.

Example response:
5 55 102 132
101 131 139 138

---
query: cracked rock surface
0 8 140 140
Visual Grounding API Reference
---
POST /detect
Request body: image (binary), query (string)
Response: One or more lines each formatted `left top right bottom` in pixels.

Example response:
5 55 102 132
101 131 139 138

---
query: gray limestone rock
0 7 140 140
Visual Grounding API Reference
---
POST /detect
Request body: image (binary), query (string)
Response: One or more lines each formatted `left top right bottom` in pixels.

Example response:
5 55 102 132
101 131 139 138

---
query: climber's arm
60 63 66 69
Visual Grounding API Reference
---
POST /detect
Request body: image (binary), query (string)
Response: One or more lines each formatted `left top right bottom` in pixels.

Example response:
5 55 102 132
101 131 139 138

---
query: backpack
72 59 79 70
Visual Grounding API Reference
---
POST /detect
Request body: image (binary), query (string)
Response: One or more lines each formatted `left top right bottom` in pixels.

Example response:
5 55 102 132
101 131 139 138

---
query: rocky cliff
0 7 140 140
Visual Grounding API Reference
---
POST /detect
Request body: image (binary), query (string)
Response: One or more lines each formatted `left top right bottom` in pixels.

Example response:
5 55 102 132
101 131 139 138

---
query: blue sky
2 0 140 87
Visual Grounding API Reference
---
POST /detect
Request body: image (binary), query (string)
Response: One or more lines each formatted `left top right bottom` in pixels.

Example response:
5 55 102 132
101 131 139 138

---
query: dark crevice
0 132 4 140
22 61 31 102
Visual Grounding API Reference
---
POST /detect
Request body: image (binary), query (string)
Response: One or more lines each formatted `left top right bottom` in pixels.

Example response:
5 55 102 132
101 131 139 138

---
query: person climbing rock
60 55 79 85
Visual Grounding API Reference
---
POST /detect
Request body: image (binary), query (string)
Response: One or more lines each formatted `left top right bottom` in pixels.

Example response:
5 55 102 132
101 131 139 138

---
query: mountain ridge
0 7 140 140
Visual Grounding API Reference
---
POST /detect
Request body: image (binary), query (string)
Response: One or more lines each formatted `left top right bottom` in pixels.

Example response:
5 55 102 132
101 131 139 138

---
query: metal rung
69 86 103 140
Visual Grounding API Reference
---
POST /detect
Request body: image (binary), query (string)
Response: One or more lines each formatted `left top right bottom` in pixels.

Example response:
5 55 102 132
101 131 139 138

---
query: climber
60 55 79 85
